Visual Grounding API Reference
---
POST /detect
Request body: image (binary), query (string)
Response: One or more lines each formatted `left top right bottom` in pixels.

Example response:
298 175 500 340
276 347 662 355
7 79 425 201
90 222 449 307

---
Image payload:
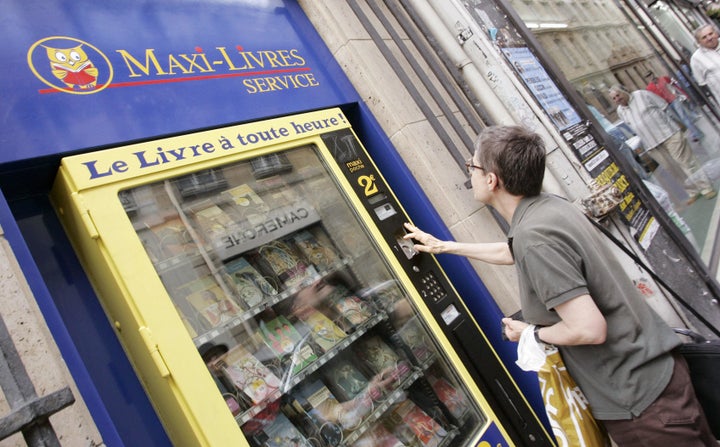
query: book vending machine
51 108 552 447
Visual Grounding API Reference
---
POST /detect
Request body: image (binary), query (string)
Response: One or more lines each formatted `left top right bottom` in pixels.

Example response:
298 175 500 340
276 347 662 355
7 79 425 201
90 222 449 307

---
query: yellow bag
538 348 610 447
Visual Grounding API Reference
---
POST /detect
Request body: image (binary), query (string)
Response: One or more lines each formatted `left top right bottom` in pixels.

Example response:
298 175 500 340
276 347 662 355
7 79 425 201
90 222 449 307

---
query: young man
403 125 715 446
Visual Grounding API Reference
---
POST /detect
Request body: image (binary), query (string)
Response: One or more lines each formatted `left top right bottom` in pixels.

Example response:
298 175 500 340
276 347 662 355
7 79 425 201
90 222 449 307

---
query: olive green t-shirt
508 194 681 420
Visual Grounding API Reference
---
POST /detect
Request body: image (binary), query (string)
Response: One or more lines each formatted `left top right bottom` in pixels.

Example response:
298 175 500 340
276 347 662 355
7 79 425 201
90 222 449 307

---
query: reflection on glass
465 0 720 269
122 145 485 446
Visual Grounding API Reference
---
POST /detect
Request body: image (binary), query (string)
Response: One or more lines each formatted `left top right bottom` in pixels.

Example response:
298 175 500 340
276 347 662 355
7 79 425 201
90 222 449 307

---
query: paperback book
224 256 277 308
386 399 448 447
397 317 434 364
299 309 347 353
216 345 282 405
254 241 317 289
285 380 344 443
326 286 374 331
289 228 340 272
322 359 371 402
354 336 410 379
190 201 236 241
259 316 317 375
183 277 243 329
428 375 470 420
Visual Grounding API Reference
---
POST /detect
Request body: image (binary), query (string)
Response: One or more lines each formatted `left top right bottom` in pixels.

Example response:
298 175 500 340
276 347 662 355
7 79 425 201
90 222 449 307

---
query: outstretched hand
403 222 443 254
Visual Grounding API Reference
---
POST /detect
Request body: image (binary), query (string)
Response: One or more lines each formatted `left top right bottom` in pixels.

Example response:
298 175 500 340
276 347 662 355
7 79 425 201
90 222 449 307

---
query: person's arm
502 294 607 346
403 222 514 265
690 53 707 86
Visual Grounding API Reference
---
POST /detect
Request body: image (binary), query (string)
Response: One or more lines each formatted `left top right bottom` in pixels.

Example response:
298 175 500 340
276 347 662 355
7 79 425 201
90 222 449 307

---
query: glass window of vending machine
51 108 550 447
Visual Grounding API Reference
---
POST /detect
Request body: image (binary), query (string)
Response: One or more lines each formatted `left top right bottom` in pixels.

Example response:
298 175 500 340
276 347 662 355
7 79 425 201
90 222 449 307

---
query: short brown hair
475 126 546 197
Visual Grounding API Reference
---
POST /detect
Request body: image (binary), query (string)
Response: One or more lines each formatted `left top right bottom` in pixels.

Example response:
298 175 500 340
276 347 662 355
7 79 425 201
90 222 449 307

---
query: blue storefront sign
2 0 357 164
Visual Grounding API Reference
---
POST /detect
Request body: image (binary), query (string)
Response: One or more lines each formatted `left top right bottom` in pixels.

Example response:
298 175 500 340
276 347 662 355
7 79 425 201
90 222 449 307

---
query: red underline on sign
38 66 312 94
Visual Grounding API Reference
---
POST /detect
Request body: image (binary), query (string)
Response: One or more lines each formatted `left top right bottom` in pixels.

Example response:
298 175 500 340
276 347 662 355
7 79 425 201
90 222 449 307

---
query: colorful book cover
289 229 340 272
397 317 434 364
323 359 370 402
217 345 282 405
258 413 313 447
388 400 448 447
224 257 277 308
300 310 346 353
428 375 470 420
184 277 243 328
255 241 317 289
259 316 317 374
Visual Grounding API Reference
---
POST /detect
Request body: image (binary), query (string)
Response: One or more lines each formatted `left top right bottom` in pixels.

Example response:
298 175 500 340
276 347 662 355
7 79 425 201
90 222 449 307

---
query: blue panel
1 0 358 164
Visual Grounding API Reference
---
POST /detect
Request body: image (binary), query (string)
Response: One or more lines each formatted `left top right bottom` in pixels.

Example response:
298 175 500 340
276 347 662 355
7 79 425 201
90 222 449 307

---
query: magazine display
120 146 484 445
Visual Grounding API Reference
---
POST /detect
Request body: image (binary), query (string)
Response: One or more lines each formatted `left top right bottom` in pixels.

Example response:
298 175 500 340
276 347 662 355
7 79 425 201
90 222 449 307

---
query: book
354 336 409 379
322 359 370 402
259 316 317 375
428 375 470 420
386 399 448 447
286 380 344 442
254 241 317 289
191 202 236 241
299 309 346 353
216 345 282 405
397 317 434 364
183 277 243 328
224 257 277 308
326 286 374 331
252 413 312 447
289 229 340 272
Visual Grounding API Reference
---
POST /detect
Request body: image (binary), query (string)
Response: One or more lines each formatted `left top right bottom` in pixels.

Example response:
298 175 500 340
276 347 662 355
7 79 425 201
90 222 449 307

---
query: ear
486 172 500 191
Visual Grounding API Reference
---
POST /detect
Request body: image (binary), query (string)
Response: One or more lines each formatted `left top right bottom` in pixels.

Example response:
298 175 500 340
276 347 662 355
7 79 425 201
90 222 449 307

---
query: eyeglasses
465 161 484 174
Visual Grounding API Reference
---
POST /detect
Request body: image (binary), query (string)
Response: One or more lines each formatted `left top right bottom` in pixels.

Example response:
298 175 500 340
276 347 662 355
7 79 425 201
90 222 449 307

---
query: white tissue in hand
515 325 547 372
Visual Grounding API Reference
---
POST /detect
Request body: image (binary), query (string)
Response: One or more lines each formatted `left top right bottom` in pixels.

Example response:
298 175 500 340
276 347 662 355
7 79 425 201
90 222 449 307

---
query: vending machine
51 108 551 446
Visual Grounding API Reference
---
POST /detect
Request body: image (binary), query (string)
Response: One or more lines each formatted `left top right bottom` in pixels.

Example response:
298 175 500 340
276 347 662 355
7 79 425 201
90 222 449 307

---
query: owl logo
27 36 113 95
44 44 98 90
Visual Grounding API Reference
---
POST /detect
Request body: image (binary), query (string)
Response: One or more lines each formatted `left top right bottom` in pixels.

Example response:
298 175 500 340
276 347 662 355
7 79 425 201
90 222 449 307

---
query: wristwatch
534 326 544 344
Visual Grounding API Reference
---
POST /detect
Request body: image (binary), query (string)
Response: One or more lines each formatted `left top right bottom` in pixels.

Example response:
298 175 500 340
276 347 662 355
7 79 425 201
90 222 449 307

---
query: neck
488 191 524 223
